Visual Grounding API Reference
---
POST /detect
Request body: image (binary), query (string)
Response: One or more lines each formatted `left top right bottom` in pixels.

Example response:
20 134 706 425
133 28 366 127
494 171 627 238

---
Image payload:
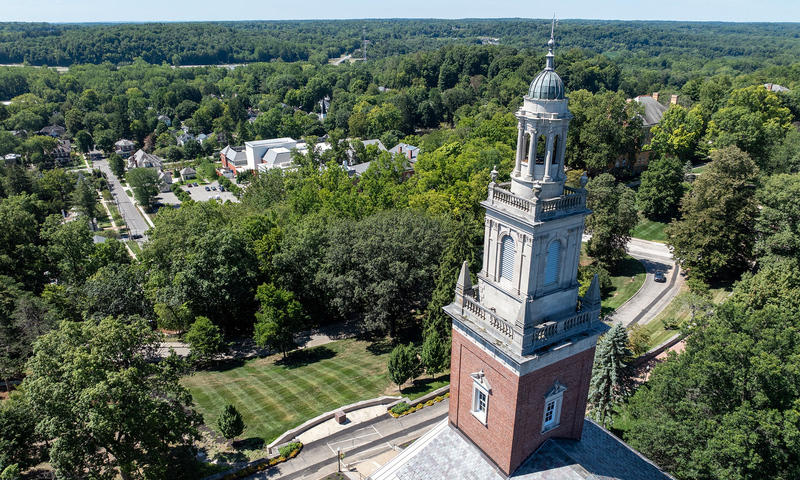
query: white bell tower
444 25 608 475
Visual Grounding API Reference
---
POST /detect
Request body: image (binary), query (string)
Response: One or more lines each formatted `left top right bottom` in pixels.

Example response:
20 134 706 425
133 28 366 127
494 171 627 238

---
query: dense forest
1 19 800 69
0 19 799 480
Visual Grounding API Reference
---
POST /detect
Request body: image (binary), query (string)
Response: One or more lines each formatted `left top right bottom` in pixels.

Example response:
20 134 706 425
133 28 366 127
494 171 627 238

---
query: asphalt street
94 158 151 241
604 237 684 327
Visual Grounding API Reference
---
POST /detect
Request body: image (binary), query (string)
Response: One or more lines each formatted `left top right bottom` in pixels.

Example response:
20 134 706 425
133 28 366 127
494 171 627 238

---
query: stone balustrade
464 296 515 342
487 182 586 221
532 309 595 350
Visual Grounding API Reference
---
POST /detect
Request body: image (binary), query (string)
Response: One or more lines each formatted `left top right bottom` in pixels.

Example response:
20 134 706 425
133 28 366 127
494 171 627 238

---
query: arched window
536 135 547 164
524 133 531 163
552 135 560 164
544 240 561 285
500 236 515 282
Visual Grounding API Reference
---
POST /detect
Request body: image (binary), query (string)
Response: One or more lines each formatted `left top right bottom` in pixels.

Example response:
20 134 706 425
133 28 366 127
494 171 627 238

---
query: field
182 338 448 443
631 214 669 243
601 256 648 316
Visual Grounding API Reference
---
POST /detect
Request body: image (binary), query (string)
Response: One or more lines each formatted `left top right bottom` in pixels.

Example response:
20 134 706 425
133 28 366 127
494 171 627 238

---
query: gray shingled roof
515 419 675 480
373 419 674 480
634 96 669 127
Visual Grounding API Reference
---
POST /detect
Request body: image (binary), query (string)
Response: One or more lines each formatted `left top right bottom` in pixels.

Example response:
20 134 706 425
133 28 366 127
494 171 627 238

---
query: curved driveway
607 237 683 327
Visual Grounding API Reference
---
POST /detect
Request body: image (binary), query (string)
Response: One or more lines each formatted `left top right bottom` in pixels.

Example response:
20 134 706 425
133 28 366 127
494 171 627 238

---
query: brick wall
449 328 596 475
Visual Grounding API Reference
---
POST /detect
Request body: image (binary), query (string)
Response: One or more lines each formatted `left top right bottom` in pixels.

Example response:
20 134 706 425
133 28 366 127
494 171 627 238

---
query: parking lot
156 180 239 205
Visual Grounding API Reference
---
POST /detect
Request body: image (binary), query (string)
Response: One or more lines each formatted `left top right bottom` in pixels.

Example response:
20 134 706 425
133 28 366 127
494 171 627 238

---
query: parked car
193 182 199 187
186 183 191 188
205 186 210 191
132 234 143 240
218 186 225 192
654 271 667 283
211 186 217 191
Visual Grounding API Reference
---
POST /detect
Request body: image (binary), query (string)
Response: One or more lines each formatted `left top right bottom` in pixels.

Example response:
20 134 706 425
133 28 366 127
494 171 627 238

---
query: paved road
94 159 151 241
604 237 684 327
241 399 449 480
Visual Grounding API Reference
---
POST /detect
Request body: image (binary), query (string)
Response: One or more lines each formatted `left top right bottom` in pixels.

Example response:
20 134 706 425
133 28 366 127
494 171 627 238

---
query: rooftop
371 419 675 480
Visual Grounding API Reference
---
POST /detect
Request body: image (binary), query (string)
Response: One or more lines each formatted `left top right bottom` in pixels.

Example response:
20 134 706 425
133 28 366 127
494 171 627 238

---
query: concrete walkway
158 319 364 359
242 399 450 480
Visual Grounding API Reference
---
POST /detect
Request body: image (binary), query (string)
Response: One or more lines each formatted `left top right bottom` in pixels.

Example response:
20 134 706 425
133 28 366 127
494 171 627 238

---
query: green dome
528 69 565 100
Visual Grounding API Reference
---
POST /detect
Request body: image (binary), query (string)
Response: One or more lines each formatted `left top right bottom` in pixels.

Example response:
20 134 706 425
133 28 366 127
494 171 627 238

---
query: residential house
37 125 66 137
180 167 197 182
176 132 195 146
4 153 21 165
114 139 136 158
52 140 72 164
157 115 172 126
158 171 173 192
127 149 164 170
613 92 673 171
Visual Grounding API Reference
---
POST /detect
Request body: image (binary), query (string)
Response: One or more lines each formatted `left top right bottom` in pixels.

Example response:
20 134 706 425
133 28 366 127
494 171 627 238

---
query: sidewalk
242 399 450 480
158 319 364 359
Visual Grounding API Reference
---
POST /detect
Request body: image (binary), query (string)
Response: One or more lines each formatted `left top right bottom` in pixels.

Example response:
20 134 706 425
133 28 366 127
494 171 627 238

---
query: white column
514 122 524 176
543 131 554 181
527 129 537 179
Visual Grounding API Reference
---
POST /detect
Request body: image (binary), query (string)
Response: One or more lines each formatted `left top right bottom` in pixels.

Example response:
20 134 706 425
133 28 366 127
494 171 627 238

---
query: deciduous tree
666 145 758 281
24 317 202 480
585 174 637 269
185 316 229 365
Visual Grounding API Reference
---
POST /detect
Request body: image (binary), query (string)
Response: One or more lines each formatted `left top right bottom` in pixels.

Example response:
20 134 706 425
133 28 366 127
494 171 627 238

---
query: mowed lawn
183 338 394 443
632 214 669 243
580 245 647 316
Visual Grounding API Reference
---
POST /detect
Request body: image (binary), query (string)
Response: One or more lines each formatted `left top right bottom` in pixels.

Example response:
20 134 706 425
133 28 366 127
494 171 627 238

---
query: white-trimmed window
542 381 567 433
544 240 561 286
500 236 515 282
470 370 491 425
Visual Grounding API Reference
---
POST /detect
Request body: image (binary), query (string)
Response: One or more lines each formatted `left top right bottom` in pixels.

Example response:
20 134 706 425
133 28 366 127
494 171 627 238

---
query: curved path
606 237 684 327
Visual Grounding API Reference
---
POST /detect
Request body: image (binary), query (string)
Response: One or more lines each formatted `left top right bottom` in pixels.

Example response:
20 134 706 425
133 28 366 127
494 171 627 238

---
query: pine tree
217 404 246 441
588 322 634 428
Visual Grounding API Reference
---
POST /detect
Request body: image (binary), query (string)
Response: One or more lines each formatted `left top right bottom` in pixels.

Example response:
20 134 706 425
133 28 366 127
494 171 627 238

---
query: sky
3 0 799 23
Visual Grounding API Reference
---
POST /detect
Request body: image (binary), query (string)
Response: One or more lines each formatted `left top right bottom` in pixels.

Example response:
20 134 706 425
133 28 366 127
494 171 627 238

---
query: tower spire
546 15 557 71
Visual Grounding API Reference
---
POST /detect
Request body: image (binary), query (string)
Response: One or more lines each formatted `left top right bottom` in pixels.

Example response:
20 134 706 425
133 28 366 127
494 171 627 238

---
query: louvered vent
500 236 515 281
545 240 561 285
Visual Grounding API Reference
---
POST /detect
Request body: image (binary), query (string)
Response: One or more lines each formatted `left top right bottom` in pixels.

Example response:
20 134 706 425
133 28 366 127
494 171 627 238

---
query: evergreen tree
420 329 449 380
424 217 481 340
588 322 634 428
217 404 245 441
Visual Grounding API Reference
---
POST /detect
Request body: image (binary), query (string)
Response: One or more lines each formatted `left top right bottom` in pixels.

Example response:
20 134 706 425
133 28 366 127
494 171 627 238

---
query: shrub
661 316 679 330
278 442 301 458
425 400 435 407
434 396 443 402
390 402 410 415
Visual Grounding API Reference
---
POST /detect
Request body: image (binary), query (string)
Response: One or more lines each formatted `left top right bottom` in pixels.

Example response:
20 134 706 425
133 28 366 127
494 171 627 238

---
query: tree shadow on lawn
401 375 451 397
203 358 246 373
365 335 394 356
233 437 265 451
275 345 336 370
